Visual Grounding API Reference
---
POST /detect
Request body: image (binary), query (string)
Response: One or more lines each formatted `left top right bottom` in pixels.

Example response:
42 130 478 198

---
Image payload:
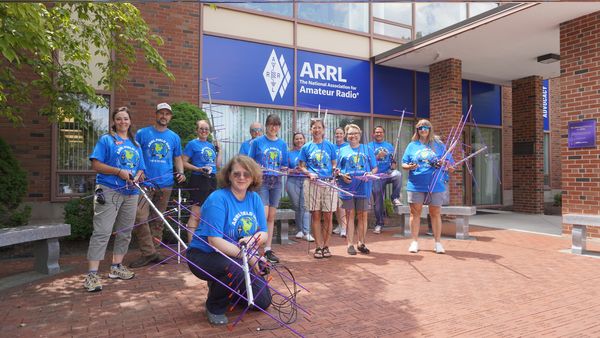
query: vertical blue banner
297 50 370 114
202 35 294 107
542 79 549 131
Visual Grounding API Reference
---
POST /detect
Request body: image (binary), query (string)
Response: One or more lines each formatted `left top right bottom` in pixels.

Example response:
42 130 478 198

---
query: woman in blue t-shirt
186 155 271 325
337 124 377 255
83 106 145 293
333 127 348 238
183 120 221 243
285 132 313 242
248 114 288 264
401 119 455 254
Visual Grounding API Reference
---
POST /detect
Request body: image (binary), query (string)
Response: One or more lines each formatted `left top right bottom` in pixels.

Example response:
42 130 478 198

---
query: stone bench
0 224 71 275
274 209 295 245
393 205 476 239
563 214 600 255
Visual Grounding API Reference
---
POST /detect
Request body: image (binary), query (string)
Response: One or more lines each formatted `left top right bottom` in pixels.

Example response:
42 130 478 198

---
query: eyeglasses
232 171 252 179
417 126 431 131
198 127 210 132
348 132 361 136
250 128 263 133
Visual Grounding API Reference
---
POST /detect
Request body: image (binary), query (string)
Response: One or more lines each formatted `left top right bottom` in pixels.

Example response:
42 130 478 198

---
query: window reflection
374 22 412 40
298 3 368 33
373 2 412 25
469 3 499 17
228 2 292 17
415 3 467 39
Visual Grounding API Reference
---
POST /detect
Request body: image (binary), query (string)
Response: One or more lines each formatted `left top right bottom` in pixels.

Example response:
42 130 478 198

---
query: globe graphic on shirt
236 216 258 237
151 141 169 159
202 148 215 162
415 148 438 168
119 148 139 169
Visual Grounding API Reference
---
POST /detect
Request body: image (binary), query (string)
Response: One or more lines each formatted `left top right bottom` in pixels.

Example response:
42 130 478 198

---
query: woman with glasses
401 119 454 254
337 124 377 255
186 155 271 325
298 119 338 259
248 114 288 263
333 127 348 238
286 132 313 242
84 106 145 292
183 120 222 243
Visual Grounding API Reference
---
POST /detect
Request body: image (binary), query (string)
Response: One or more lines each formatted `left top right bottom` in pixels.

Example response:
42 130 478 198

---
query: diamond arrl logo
263 49 291 102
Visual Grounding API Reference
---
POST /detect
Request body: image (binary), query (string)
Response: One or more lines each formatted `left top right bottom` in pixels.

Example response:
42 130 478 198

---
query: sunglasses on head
232 171 251 179
417 126 431 131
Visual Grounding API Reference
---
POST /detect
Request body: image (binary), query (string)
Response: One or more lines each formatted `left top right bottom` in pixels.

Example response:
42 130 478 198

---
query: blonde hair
411 119 441 145
218 155 263 191
344 123 361 134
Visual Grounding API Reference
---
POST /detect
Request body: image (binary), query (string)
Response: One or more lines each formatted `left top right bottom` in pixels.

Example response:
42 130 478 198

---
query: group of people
83 102 454 325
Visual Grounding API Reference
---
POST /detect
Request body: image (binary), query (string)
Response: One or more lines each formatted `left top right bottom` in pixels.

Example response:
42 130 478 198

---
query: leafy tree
0 138 31 228
169 102 209 147
0 3 174 124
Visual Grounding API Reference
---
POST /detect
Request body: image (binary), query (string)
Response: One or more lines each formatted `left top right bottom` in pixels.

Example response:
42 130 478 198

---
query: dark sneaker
83 272 102 292
357 244 370 254
129 253 161 268
265 250 280 263
347 246 357 255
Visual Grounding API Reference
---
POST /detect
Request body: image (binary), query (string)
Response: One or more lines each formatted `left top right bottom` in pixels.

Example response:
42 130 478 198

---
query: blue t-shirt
335 142 349 158
89 134 146 195
239 138 254 156
337 144 377 200
402 140 454 193
183 139 218 175
248 135 288 176
287 149 301 169
368 140 395 174
298 140 337 179
135 126 182 188
189 188 267 253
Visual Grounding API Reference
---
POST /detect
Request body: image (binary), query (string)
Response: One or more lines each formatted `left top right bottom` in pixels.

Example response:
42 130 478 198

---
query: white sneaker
340 228 347 237
304 233 315 242
408 241 419 253
393 198 403 206
434 242 445 254
373 225 382 234
332 225 341 234
295 231 304 239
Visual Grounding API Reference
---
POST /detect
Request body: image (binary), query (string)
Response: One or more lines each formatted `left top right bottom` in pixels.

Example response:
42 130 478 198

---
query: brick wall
429 58 464 205
549 77 562 190
512 76 544 214
560 11 600 237
501 86 513 202
0 67 53 202
116 3 201 127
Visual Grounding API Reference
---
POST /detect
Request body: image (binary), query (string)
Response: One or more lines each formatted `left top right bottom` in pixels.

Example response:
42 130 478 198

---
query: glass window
201 104 293 165
297 111 370 144
374 22 412 40
228 2 293 17
415 3 467 39
298 3 368 33
56 96 110 197
372 3 412 25
471 127 502 205
469 3 499 17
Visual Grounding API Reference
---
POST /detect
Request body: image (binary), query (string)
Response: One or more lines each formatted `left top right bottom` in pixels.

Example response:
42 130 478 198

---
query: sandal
313 247 324 259
357 243 370 254
206 305 228 325
322 246 332 258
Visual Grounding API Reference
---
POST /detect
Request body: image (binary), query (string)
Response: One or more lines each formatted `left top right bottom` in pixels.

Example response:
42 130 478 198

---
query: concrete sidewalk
1 225 600 337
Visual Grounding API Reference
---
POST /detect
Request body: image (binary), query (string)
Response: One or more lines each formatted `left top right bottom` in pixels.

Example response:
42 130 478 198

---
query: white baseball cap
156 102 172 113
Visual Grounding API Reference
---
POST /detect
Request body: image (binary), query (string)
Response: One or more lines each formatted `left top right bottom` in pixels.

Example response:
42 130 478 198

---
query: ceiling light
537 53 560 64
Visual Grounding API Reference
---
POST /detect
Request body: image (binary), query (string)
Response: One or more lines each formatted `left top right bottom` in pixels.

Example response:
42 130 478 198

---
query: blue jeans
258 175 283 207
285 177 310 234
372 172 402 227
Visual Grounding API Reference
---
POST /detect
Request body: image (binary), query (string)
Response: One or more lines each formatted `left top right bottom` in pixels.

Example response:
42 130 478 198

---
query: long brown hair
110 106 139 147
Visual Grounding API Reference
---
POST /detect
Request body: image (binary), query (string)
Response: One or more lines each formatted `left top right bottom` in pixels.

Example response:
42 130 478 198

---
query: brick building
1 2 598 237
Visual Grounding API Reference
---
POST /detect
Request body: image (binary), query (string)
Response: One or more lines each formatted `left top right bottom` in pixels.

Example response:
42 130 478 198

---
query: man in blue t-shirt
239 122 263 155
130 102 186 268
368 126 403 234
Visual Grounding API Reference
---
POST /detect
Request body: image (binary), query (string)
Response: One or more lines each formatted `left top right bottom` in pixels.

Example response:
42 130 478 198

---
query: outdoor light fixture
537 53 560 64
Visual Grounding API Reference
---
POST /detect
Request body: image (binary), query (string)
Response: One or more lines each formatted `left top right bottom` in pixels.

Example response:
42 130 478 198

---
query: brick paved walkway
1 225 600 337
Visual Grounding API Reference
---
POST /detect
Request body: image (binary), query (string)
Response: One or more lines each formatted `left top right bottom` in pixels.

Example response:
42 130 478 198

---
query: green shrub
63 197 94 240
169 102 209 147
278 196 292 209
554 192 562 207
0 138 31 228
384 198 394 216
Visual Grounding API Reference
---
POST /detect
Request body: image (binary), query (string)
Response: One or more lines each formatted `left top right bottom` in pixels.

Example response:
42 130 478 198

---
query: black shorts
189 174 217 206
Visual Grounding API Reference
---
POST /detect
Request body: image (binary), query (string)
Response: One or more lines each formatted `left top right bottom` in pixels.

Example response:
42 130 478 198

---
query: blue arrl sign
297 50 370 114
202 35 294 107
542 79 549 131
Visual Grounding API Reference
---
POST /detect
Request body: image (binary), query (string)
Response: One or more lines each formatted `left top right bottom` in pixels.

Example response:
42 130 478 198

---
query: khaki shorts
303 179 338 212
